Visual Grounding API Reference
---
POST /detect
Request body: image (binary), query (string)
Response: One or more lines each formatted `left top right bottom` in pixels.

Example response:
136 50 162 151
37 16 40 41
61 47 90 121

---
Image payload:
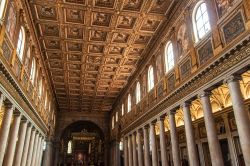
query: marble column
0 94 5 110
169 111 181 166
13 119 28 166
159 116 169 166
115 141 120 166
226 76 250 165
137 129 144 166
0 103 14 166
54 141 60 166
26 130 37 166
128 135 133 166
182 102 199 166
34 136 42 166
199 91 224 166
124 137 128 166
3 112 22 166
43 140 53 166
20 125 33 166
132 132 138 166
104 141 109 166
143 125 151 166
150 122 158 166
30 132 39 166
38 138 44 166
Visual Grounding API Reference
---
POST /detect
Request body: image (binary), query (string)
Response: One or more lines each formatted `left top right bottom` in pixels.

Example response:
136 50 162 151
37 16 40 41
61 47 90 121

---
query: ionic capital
224 75 242 84
198 91 211 99
180 101 191 108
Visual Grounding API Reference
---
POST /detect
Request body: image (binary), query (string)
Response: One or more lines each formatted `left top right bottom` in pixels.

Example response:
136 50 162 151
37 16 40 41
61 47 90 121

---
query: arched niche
60 120 105 166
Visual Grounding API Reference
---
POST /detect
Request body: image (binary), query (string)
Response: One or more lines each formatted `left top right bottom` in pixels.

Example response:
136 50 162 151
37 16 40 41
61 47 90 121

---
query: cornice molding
0 59 48 135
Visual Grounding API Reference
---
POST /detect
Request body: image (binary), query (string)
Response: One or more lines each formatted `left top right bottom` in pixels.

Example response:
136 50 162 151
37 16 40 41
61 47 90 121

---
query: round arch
59 120 106 166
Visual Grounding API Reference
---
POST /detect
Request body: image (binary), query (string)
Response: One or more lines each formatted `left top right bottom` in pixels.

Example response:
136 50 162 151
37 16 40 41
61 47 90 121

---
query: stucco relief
6 2 17 42
177 22 189 58
216 0 235 17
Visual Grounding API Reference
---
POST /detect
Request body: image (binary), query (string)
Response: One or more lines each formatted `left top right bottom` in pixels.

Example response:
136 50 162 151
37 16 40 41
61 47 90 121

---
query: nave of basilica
0 0 250 166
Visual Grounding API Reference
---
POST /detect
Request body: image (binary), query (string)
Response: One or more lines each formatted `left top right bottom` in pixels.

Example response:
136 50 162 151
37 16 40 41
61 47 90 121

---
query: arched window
30 58 36 84
136 82 141 104
148 66 154 91
16 27 25 61
193 1 211 42
164 42 174 72
121 104 124 116
67 141 72 154
0 0 7 19
44 92 47 109
127 94 131 112
115 112 118 122
112 116 114 129
38 79 43 98
119 140 123 151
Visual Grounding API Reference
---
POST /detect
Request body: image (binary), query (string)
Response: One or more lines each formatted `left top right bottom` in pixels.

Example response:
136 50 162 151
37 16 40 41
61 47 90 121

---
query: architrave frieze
121 34 250 135
0 58 48 134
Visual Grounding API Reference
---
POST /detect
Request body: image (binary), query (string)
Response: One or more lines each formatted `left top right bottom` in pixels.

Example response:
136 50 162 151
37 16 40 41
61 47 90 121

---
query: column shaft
43 140 53 166
200 92 224 166
183 103 200 166
137 130 144 166
38 139 44 166
26 130 37 166
0 105 14 165
128 135 133 166
150 122 158 166
3 113 22 166
20 126 32 166
132 133 138 166
13 120 28 166
124 137 128 166
169 112 181 166
143 126 151 166
35 136 42 166
159 118 169 166
31 134 40 166
227 77 250 165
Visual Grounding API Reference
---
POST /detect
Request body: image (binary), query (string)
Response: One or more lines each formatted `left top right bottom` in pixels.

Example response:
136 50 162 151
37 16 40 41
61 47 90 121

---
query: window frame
164 41 175 73
147 65 154 92
136 81 141 104
121 104 124 116
127 94 131 112
112 116 115 129
16 27 25 61
192 1 211 42
115 111 118 122
30 58 36 84
67 140 72 154
0 0 7 20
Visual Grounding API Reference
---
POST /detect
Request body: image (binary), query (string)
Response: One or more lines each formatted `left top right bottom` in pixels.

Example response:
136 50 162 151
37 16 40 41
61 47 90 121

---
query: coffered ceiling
28 0 174 112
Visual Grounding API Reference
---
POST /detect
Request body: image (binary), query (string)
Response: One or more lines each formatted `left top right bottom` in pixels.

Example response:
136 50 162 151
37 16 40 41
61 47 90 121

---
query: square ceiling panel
28 0 173 112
